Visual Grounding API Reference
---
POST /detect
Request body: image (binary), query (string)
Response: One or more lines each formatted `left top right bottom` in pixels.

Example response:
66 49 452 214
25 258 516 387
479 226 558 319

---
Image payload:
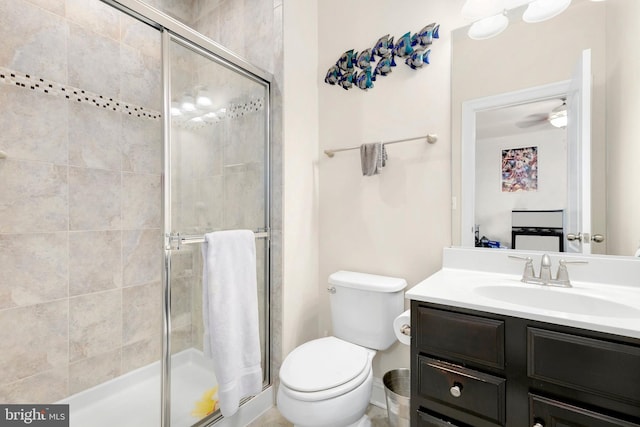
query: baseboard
370 376 387 409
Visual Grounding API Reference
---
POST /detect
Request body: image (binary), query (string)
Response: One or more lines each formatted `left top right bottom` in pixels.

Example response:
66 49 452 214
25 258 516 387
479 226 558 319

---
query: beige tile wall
0 0 162 403
0 0 284 405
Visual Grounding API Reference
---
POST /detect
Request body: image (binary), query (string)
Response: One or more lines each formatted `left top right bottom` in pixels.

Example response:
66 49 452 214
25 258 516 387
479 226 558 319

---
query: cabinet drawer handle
449 384 462 398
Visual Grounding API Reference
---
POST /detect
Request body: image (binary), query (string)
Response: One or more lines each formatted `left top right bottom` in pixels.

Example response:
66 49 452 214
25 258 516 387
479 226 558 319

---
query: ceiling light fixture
522 0 572 23
549 102 568 128
464 0 574 40
549 110 567 128
468 12 509 40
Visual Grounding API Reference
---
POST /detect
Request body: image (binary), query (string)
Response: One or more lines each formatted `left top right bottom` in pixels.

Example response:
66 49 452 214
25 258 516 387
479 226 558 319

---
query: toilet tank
328 271 407 351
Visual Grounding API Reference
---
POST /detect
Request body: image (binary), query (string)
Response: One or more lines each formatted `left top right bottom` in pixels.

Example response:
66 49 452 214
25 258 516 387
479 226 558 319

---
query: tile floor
247 404 390 427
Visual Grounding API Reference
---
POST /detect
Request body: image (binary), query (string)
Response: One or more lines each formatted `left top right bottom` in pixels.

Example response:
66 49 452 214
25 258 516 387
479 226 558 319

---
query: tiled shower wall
0 0 162 403
0 0 283 406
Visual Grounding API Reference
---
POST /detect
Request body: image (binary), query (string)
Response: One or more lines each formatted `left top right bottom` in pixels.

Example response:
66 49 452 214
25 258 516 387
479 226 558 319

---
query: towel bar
324 133 437 158
168 230 269 249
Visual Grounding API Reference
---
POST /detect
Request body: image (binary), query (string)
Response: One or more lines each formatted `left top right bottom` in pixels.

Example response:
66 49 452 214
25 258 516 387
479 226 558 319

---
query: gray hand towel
360 142 384 176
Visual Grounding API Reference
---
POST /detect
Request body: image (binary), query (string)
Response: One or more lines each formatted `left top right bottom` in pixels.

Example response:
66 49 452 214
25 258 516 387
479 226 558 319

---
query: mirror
451 0 640 257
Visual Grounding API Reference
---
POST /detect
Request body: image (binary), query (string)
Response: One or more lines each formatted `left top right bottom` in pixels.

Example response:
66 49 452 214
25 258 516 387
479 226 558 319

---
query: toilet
277 271 407 427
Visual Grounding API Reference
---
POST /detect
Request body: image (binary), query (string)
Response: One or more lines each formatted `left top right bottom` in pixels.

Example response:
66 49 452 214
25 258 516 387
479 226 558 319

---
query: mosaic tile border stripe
228 98 264 118
0 66 265 129
0 66 162 120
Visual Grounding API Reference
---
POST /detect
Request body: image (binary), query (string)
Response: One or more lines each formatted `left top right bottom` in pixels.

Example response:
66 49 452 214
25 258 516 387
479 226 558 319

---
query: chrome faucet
539 253 552 282
509 254 587 288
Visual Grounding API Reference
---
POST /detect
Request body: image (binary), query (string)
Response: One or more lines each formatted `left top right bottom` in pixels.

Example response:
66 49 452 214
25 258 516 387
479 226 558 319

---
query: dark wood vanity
410 300 640 427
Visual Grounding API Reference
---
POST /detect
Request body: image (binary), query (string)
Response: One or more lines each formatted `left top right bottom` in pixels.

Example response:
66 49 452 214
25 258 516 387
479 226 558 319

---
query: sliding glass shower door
164 35 270 427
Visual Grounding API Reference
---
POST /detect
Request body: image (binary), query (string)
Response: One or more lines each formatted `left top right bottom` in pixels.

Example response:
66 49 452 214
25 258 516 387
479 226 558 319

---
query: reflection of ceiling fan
516 99 567 129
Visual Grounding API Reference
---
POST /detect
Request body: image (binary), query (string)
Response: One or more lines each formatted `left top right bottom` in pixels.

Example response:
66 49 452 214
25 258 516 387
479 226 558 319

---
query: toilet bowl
277 337 376 427
276 271 407 427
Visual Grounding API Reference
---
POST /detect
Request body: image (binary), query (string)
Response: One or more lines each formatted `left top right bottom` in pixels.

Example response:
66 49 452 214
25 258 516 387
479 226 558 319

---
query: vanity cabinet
410 301 640 427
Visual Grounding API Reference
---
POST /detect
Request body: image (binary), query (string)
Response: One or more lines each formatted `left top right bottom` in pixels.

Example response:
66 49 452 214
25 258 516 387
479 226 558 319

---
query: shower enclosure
162 31 271 427
0 1 273 426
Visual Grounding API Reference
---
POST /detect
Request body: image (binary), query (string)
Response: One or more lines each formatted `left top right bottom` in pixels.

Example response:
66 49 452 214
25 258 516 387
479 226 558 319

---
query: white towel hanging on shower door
201 230 262 417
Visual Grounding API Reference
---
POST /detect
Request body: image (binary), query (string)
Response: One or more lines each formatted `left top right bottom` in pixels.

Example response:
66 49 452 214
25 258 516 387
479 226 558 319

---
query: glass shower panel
167 38 269 427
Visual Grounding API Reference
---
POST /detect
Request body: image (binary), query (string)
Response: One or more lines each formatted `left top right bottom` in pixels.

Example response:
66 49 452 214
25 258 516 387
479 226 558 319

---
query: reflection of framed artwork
501 146 538 192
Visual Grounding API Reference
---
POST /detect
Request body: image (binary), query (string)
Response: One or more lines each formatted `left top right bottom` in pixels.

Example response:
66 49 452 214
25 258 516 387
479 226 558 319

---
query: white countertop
406 247 640 340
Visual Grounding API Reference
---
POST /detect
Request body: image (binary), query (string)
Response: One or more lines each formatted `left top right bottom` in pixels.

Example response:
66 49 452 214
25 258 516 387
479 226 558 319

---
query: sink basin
474 285 640 318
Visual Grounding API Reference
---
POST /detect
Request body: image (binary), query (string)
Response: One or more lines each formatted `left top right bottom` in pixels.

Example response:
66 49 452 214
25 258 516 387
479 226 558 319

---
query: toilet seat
280 337 372 402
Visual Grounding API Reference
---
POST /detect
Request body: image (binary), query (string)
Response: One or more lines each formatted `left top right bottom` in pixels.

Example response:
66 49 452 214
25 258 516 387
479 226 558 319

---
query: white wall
606 1 640 256
475 129 567 246
317 0 466 379
282 1 321 356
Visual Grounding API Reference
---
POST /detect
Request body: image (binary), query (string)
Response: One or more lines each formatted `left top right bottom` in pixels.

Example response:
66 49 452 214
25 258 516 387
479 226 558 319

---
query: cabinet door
528 328 640 408
530 394 640 427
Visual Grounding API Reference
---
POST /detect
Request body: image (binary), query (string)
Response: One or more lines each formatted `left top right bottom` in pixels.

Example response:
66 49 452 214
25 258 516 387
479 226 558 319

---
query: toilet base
277 369 374 427
352 414 372 427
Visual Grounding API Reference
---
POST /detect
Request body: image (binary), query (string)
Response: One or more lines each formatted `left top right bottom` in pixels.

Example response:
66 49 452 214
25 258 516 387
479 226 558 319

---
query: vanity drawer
530 394 640 427
417 410 463 427
417 356 506 426
528 328 640 406
416 306 505 369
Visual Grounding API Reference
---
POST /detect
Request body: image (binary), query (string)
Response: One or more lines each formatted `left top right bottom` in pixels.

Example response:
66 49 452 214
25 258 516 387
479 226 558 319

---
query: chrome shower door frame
162 31 273 427
101 2 273 426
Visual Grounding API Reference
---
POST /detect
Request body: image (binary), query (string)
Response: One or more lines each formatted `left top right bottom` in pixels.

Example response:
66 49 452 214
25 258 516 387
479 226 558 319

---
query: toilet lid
280 337 370 393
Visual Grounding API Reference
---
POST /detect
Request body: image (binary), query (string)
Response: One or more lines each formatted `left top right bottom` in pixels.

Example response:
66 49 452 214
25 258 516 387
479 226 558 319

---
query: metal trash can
383 368 410 427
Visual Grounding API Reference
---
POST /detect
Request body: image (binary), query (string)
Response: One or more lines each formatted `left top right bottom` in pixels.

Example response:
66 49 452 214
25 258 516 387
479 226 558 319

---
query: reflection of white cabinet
512 233 562 251
511 209 564 251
